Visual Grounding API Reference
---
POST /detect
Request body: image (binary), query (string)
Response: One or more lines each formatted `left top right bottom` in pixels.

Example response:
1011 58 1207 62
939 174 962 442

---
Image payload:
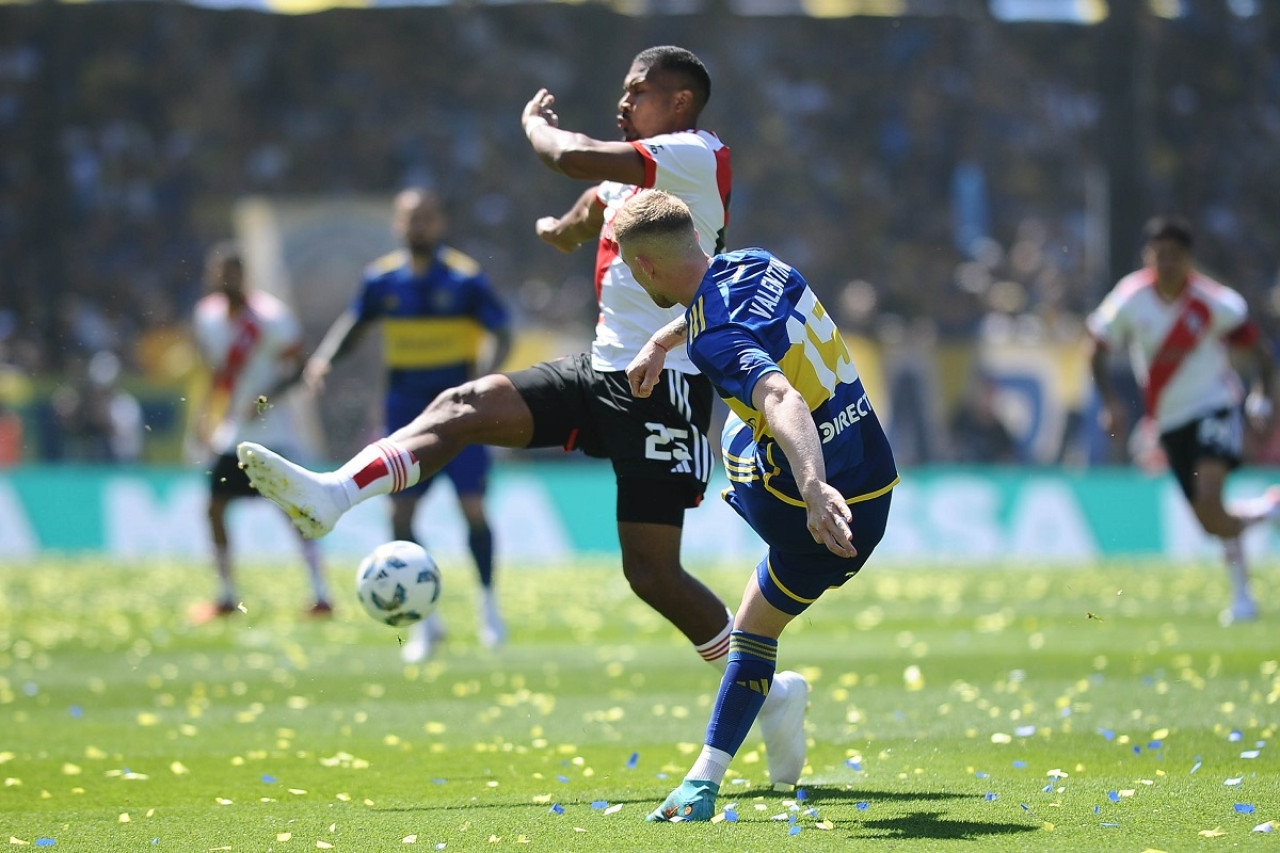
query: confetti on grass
1234 804 1255 813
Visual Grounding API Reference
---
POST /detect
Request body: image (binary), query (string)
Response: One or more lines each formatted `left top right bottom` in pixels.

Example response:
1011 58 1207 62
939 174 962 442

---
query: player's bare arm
1087 336 1129 441
626 317 688 399
751 372 857 559
535 186 603 253
522 88 647 185
304 310 369 392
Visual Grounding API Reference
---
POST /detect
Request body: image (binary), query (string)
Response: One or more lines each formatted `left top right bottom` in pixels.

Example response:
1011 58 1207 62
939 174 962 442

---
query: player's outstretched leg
645 779 720 823
237 443 346 539
757 670 809 788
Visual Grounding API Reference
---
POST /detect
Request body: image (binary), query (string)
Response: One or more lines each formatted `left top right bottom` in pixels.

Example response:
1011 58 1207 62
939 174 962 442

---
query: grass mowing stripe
0 559 1276 851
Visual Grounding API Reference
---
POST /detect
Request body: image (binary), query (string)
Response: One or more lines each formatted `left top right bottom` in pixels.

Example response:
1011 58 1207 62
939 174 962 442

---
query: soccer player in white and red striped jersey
236 46 808 787
1087 216 1277 624
188 242 332 622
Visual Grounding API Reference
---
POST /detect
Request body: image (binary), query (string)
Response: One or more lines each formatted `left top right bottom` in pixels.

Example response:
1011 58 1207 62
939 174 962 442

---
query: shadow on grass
850 810 1038 841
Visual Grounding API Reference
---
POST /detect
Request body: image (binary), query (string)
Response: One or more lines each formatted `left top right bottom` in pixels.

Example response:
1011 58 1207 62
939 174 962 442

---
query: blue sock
468 525 494 588
704 630 777 756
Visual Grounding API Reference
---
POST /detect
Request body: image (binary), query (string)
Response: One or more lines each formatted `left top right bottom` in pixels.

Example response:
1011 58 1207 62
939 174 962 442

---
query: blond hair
612 190 697 251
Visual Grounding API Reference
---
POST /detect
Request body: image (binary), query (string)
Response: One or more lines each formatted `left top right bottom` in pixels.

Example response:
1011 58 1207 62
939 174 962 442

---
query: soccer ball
355 540 442 626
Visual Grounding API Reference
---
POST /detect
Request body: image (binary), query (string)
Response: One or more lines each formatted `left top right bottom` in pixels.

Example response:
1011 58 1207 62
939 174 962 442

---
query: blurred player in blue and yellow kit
305 188 512 660
612 189 897 822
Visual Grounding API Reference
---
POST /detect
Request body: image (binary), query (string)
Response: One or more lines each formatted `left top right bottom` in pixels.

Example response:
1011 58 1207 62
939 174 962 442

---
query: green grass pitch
1 556 1276 851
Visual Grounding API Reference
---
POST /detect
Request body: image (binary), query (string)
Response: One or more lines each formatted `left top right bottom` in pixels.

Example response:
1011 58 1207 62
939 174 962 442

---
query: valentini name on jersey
592 128 731 374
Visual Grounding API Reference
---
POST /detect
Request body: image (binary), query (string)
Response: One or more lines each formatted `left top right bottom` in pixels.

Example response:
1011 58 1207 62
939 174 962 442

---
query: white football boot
477 587 506 649
236 442 344 539
757 670 809 789
401 611 447 663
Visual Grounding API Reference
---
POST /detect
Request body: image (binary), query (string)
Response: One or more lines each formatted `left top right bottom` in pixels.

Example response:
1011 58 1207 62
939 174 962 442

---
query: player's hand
522 89 559 131
302 357 330 393
804 482 858 559
536 216 579 253
1245 390 1274 433
626 341 667 398
1097 399 1130 442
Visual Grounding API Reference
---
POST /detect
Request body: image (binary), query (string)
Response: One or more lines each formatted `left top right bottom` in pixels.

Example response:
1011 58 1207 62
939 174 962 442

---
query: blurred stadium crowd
1 2 1279 465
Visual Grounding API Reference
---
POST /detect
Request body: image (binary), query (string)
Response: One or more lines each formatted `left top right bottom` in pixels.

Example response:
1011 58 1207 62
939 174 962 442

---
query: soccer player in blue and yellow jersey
304 188 512 660
612 190 898 822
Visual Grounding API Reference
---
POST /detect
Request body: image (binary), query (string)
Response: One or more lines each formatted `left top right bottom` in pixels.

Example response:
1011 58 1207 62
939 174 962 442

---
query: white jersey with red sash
592 128 731 374
194 290 303 453
1086 268 1256 431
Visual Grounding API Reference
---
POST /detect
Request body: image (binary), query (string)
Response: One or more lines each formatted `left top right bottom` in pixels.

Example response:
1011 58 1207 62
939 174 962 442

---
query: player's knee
1191 497 1232 536
621 556 682 604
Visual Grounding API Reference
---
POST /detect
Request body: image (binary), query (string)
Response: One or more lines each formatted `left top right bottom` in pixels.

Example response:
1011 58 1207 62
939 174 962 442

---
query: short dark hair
1143 215 1194 249
633 45 711 116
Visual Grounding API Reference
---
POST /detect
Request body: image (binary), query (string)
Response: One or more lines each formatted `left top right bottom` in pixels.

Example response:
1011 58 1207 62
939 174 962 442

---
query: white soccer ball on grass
355 540 442 626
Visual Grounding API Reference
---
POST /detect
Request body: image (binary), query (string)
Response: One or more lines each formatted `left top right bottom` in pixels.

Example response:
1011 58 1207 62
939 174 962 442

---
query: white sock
694 607 734 671
334 439 421 509
686 745 732 786
299 538 329 603
1222 537 1251 602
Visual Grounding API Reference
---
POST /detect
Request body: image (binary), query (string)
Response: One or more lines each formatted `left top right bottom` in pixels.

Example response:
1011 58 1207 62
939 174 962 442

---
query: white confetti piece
604 804 622 815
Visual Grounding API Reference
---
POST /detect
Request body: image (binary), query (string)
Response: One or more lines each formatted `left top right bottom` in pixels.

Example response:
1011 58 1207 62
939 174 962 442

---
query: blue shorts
387 393 490 499
721 418 895 615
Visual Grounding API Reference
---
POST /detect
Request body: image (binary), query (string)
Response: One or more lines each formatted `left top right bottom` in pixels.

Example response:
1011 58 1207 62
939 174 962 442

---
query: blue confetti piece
1060 707 1072 718
1132 746 1142 755
975 771 989 779
1101 822 1120 828
261 775 277 784
69 706 83 719
1190 760 1202 774
788 814 797 825
1094 806 1100 814
796 789 807 801
985 793 997 801
788 825 802 836
1097 728 1115 741
1020 803 1029 811
1229 730 1243 742
590 800 608 809
856 802 869 810
1235 803 1256 813
626 752 639 770
656 773 668 780
1012 761 1027 768
1148 740 1162 749
1042 784 1054 793
845 759 862 771
1108 791 1120 803
724 809 738 822
431 779 447 785
1015 725 1036 737
549 803 564 815
556 775 569 784
151 839 158 845
35 841 55 848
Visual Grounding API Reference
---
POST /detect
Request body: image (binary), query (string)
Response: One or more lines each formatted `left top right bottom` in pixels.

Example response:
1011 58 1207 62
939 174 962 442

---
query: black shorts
210 452 258 499
507 353 713 524
1159 407 1243 501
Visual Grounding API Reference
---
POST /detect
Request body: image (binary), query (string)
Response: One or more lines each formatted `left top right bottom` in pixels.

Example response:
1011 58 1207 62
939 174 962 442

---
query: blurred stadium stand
1 0 1278 467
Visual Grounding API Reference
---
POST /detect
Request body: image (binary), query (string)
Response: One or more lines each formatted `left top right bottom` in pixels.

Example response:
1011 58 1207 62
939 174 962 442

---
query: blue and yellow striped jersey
687 248 897 505
354 247 509 399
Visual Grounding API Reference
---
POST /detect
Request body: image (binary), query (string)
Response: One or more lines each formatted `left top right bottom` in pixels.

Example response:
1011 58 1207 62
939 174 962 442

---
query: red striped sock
695 608 735 672
337 439 421 507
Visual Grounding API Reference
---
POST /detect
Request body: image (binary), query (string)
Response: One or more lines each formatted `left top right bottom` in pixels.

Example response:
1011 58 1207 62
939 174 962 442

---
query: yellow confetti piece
604 804 622 815
288 788 308 795
1139 849 1169 853
816 820 834 830
1118 789 1135 797
1043 822 1055 832
216 798 233 805
137 713 159 727
517 836 530 844
401 835 417 844
711 813 725 823
1151 728 1169 740
1199 828 1226 838
336 793 351 802
4 779 20 787
316 843 333 850
62 763 81 776
10 838 30 845
488 836 501 843
146 809 155 818
363 799 375 806
39 791 50 800
170 762 189 775
277 833 292 842
237 603 248 614
991 733 1012 744
532 794 551 804
119 813 130 823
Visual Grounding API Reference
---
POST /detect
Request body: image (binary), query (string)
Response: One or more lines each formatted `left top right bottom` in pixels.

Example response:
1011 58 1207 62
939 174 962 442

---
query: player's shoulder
641 127 724 152
247 290 293 319
1188 270 1243 303
364 249 409 280
1107 269 1155 304
438 246 483 279
193 293 227 318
